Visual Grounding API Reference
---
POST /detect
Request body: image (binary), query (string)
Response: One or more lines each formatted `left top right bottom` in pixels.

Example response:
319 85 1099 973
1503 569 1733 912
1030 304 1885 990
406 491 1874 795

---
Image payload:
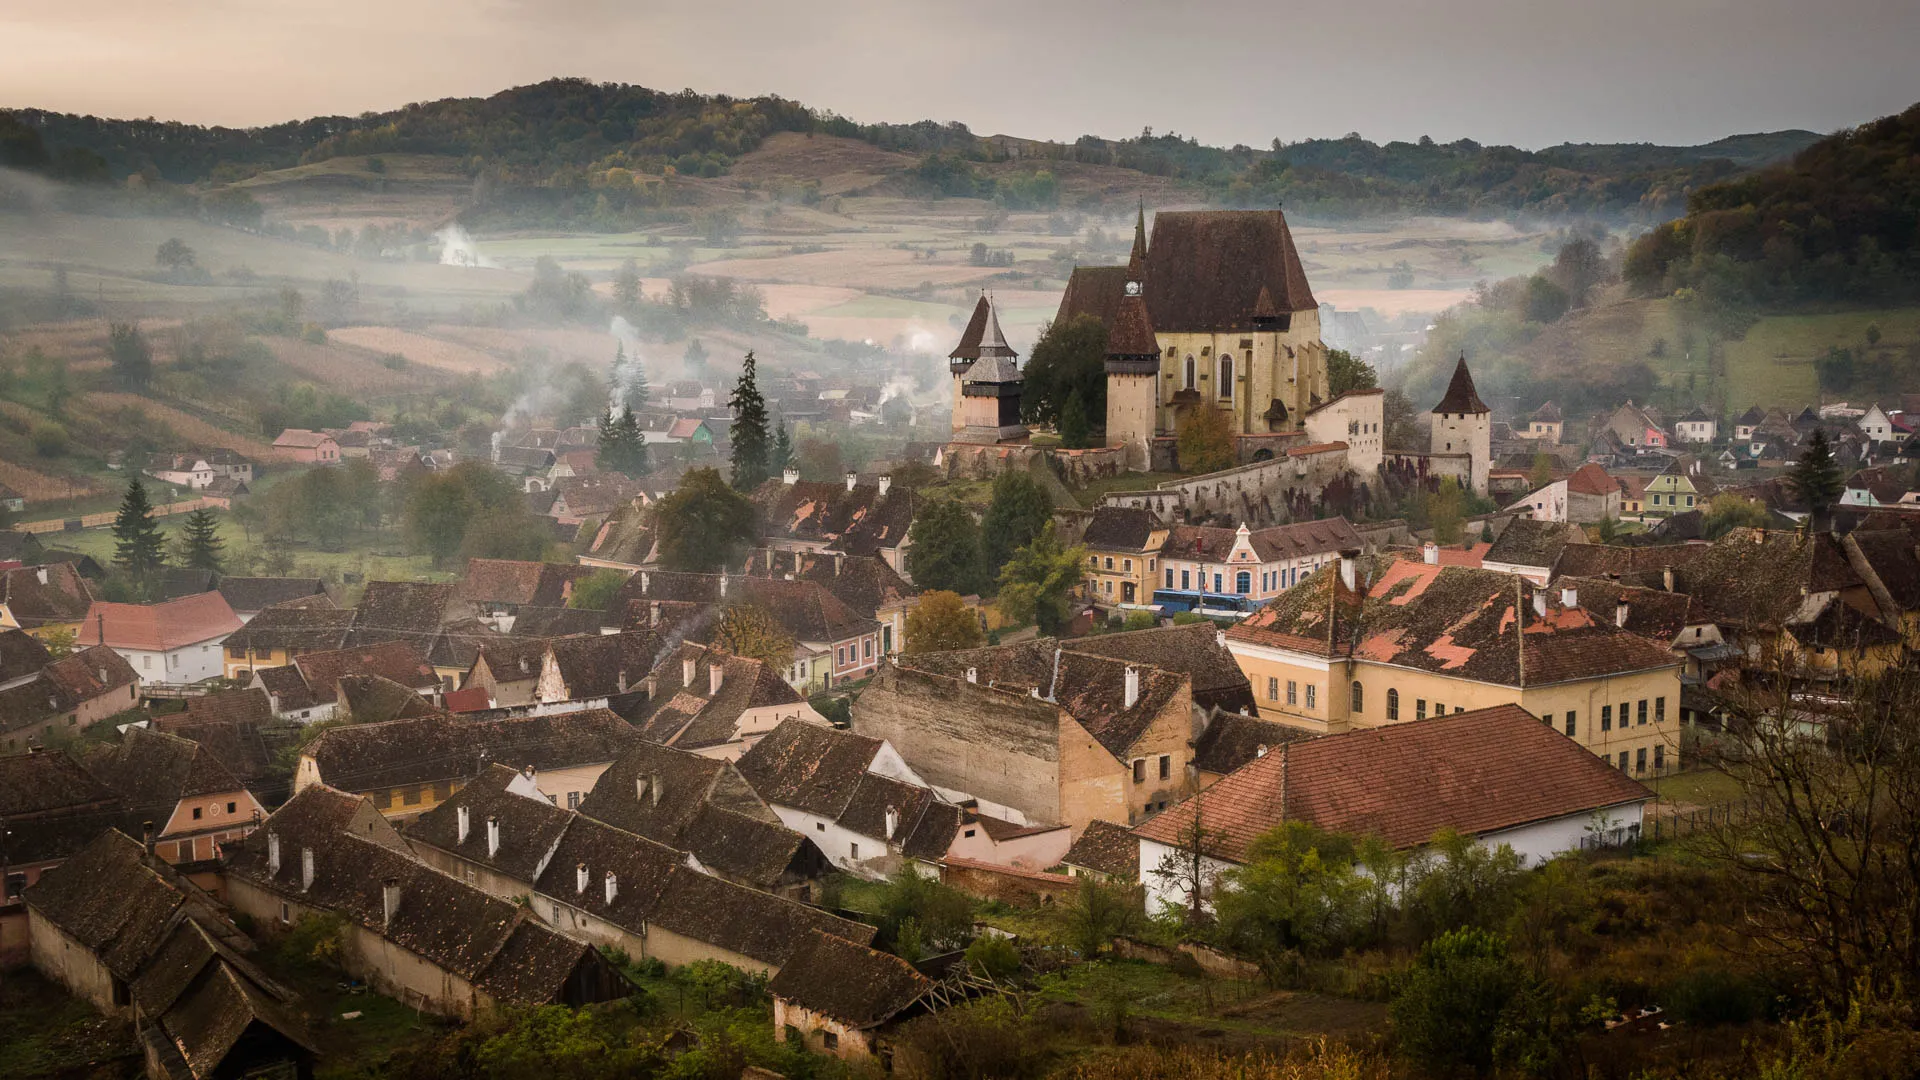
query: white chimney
782 468 799 485
604 870 618 906
719 573 728 597
490 431 503 463
640 571 651 593
486 815 501 857
649 602 661 629
267 833 281 875
456 805 470 844
635 776 648 802
35 567 48 586
965 666 978 684
1422 542 1439 565
382 878 401 927
300 847 315 892
1338 550 1358 591
1560 586 1578 609
576 862 589 894
1531 590 1548 618
1216 628 1227 648
885 805 900 840
878 475 892 497
617 670 628 694
1663 567 1675 592
649 773 663 806
709 663 724 695
683 657 697 687
1124 666 1140 709
1616 599 1631 628
845 471 858 492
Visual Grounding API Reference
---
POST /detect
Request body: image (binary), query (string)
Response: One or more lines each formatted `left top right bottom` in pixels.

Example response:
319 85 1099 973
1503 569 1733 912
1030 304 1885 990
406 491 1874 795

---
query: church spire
1432 354 1491 415
1129 200 1148 268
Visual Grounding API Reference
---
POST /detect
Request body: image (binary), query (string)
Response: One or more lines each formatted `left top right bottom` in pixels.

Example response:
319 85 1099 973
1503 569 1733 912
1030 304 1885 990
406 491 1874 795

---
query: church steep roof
949 296 1017 364
1055 209 1316 334
1106 291 1160 360
1432 356 1490 415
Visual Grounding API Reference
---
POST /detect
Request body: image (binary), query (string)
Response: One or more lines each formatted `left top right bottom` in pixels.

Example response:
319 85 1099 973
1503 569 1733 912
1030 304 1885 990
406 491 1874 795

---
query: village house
853 640 1199 833
622 642 824 758
152 688 301 805
0 643 141 752
83 591 242 685
1733 406 1768 442
1481 519 1588 583
738 548 921 658
0 483 23 514
216 577 328 621
1226 551 1684 778
1065 622 1260 716
548 474 643 525
292 708 641 818
1601 401 1669 451
26 830 318 1080
612 571 885 691
532 629 663 707
0 751 128 965
576 500 660 569
220 601 354 680
271 429 340 464
81 725 266 870
461 638 553 708
454 558 599 622
396 765 874 978
1516 462 1622 524
769 930 936 1063
223 785 624 1019
0 562 96 640
1547 576 1728 678
1080 507 1169 611
1132 705 1654 913
1642 463 1709 520
251 640 441 722
1188 709 1315 785
144 452 215 491
1059 819 1142 883
1524 402 1563 443
1674 406 1718 445
751 471 918 580
1153 517 1364 615
346 580 480 687
1860 403 1898 444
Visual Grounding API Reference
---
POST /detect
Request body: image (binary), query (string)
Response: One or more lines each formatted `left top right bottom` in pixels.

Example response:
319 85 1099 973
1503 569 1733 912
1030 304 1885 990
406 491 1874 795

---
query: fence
18 498 218 535
1646 798 1760 844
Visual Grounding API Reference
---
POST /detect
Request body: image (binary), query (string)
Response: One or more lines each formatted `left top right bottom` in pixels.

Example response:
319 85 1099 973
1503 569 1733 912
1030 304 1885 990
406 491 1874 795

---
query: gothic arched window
1218 355 1234 398
1184 355 1196 390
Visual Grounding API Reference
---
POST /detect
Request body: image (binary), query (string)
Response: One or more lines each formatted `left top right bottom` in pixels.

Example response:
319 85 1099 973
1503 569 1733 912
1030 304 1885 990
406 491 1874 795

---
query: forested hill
1625 101 1920 306
3 76 1825 220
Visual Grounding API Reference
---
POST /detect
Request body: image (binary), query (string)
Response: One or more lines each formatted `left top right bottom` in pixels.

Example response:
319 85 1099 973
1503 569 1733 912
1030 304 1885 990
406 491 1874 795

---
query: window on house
280 902 290 924
1104 557 1114 569
1602 705 1612 731
1416 699 1427 720
1213 573 1223 593
822 1032 839 1051
1159 755 1170 780
1305 684 1317 710
1635 748 1647 774
403 786 422 805
226 801 236 814
1267 677 1279 701
1350 681 1363 713
1638 699 1648 725
1286 680 1297 705
1542 713 1553 727
1089 555 1099 567
5 872 26 899
1166 568 1175 588
1181 570 1191 590
1618 752 1629 771
567 791 580 810
1219 355 1234 398
1132 759 1145 783
864 640 873 659
1654 744 1666 772
849 842 860 860
816 822 825 832
1184 356 1196 389
1435 702 1445 715
1656 696 1666 722
1236 571 1251 594
1386 688 1399 720
837 647 845 664
1566 711 1577 738
192 807 203 820
964 829 976 838
1123 559 1132 572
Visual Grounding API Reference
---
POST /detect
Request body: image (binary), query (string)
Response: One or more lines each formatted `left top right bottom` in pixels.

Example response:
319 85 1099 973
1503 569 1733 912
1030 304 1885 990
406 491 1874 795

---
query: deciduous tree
108 322 152 390
711 604 795 669
904 590 984 654
1176 406 1235 474
654 467 755 572
980 468 1052 575
905 498 985 596
1326 348 1378 397
1021 314 1107 433
996 523 1086 634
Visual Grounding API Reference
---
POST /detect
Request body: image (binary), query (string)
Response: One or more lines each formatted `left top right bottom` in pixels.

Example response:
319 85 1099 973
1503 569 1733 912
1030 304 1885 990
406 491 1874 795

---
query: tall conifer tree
112 477 166 581
728 351 771 491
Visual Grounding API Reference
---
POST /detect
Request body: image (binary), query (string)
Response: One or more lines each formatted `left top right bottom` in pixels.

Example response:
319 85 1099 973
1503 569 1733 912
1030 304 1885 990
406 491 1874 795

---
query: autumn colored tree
904 591 985 654
711 604 795 669
1176 406 1235 474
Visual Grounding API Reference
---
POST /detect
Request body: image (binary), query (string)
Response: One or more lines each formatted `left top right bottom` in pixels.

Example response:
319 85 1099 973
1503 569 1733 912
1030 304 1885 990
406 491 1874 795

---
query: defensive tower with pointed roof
947 295 1027 444
1430 355 1492 496
1055 206 1354 471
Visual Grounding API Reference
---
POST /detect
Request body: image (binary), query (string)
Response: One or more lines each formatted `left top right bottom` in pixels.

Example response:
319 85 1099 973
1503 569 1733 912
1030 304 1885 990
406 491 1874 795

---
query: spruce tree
1058 393 1090 449
179 507 225 573
616 407 648 478
112 477 166 581
624 350 651 412
772 416 793 474
1790 428 1845 526
728 351 772 491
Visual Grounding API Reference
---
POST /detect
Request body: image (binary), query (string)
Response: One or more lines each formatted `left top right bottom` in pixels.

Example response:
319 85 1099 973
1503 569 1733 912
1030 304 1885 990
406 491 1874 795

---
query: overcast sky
5 0 1918 148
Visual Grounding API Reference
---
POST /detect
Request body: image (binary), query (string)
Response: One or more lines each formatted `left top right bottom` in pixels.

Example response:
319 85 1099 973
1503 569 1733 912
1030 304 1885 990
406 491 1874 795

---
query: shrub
894 998 1044 1080
965 933 1022 979
1389 928 1558 1076
1663 966 1770 1026
31 422 68 457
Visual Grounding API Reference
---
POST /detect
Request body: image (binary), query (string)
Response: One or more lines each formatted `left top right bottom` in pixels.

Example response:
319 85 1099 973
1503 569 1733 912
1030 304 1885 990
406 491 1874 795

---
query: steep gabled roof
220 604 356 655
895 641 1186 757
82 592 242 651
23 829 231 980
1483 519 1585 570
1062 210 1317 331
303 709 640 793
1431 356 1490 415
216 578 327 614
1190 711 1315 776
1134 705 1651 858
82 727 246 812
346 581 467 648
768 931 932 1029
735 718 882 819
1081 507 1159 551
1061 820 1141 879
749 479 917 557
0 627 52 682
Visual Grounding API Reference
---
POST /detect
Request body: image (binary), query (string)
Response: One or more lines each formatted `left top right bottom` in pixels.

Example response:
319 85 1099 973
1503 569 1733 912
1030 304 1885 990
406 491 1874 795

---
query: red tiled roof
1566 463 1617 496
1134 705 1651 858
443 687 494 713
83 593 242 651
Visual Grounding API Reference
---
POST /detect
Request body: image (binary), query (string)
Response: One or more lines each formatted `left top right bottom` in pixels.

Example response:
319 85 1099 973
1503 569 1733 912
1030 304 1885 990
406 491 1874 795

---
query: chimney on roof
456 805 470 844
1616 599 1631 628
683 657 697 687
300 847 315 891
878 475 892 497
1216 628 1227 648
782 468 799 485
845 471 858 492
718 573 728 598
885 805 900 840
604 870 618 906
267 833 281 875
1423 542 1439 565
575 861 589 894
382 878 401 928
1560 586 1578 609
35 566 47 586
710 663 724 695
1124 666 1140 710
1663 567 1675 593
617 670 628 695
486 816 500 857
765 549 774 570
649 773 663 806
965 666 977 684
141 820 154 853
522 764 535 782
647 601 661 629
1338 549 1359 591
1531 589 1548 618
834 553 844 576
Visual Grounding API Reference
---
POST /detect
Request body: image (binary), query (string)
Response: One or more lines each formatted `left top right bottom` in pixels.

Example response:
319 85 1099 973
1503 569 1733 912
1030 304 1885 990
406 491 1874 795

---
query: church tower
1429 354 1491 496
948 295 1027 444
1105 210 1161 470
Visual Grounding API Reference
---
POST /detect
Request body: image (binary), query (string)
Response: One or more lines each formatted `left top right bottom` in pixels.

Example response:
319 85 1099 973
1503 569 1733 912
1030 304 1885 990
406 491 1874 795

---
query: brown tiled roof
749 479 916 557
1060 210 1316 332
583 502 659 567
83 726 246 812
1054 265 1130 330
626 645 804 751
1191 711 1316 776
546 630 665 699
220 604 356 655
1066 623 1255 714
260 641 439 711
457 559 549 607
1671 528 1864 629
948 296 992 360
1061 819 1140 879
1550 542 1710 588
82 592 242 651
898 640 1186 757
24 828 233 981
575 739 757 845
272 429 333 449
40 645 140 708
1483 519 1585 570
508 606 607 637
303 709 640 793
1554 577 1696 643
1848 529 1920 611
180 688 275 727
1134 705 1651 858
1105 290 1160 360
1565 463 1617 496
336 674 439 723
0 748 121 818
135 918 315 1076
0 627 52 682
346 581 467 648
738 549 918 620
647 861 875 967
471 637 553 685
216 578 326 614
153 713 289 790
1431 356 1490 415
768 931 931 1028
1081 507 1159 551
1795 595 1903 649
553 474 643 518
674 803 819 889
735 718 882 818
405 765 575 882
1530 401 1563 423
725 577 879 644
